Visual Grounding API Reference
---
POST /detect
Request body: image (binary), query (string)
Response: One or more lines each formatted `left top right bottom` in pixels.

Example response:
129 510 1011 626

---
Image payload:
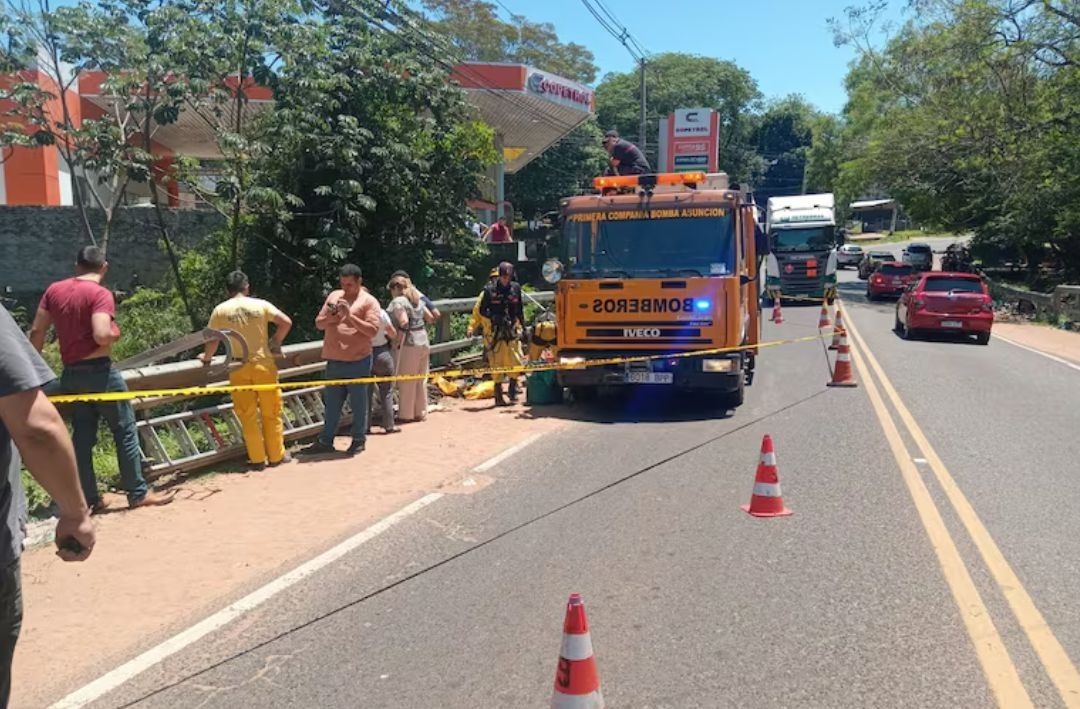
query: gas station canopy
451 63 595 174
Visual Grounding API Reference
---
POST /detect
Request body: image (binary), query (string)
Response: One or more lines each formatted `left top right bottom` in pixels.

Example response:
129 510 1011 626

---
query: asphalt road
64 262 1080 708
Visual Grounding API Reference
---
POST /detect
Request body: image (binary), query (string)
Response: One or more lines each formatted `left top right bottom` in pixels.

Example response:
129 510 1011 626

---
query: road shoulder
16 397 564 709
993 322 1080 367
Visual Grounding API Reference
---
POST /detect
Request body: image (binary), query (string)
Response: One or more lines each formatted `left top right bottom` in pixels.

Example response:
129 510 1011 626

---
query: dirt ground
16 396 566 709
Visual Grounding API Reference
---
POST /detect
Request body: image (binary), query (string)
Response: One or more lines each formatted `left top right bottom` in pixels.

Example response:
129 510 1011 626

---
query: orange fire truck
541 171 763 407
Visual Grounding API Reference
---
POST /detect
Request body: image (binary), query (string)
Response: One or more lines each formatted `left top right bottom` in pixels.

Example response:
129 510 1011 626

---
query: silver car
902 242 933 271
837 243 864 268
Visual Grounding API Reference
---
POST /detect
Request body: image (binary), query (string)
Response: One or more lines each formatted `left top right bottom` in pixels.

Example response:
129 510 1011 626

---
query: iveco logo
623 328 662 338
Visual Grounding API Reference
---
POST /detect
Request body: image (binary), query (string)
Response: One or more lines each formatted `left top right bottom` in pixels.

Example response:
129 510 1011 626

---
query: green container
526 367 562 405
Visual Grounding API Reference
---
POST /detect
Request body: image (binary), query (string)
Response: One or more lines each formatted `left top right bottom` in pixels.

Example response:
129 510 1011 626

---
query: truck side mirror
755 228 769 257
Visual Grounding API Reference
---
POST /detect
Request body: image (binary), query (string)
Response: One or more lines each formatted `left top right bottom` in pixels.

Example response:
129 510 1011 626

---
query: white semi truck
763 193 840 301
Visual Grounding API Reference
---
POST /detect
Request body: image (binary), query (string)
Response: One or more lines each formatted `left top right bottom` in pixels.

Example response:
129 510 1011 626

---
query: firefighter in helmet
475 262 524 405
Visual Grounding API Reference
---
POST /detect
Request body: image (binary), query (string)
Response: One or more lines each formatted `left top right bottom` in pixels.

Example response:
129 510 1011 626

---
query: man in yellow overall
201 271 293 468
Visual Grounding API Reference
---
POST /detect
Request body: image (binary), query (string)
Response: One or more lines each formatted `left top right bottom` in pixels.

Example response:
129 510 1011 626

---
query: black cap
604 130 619 140
390 269 410 279
498 261 514 276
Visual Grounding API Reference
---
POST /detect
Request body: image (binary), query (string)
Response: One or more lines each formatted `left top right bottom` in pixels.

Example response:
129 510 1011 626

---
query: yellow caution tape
46 332 833 404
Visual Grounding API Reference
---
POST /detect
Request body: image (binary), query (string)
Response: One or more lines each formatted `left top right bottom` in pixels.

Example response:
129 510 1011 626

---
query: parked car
895 272 993 344
866 262 916 300
837 243 864 268
901 242 934 271
858 250 895 280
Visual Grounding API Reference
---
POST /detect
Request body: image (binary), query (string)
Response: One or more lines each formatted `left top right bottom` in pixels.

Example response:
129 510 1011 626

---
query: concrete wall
0 206 222 298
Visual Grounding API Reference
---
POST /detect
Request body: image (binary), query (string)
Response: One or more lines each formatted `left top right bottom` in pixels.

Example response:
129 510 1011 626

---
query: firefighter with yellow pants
473 262 524 406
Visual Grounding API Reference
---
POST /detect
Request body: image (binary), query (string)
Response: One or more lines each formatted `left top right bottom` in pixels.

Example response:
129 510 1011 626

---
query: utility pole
639 57 647 157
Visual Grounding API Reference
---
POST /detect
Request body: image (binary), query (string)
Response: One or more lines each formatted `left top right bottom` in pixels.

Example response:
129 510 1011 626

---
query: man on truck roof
602 130 651 176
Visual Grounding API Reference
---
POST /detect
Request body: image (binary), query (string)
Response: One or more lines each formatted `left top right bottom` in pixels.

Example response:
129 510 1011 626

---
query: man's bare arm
28 307 52 353
90 312 119 347
0 388 94 561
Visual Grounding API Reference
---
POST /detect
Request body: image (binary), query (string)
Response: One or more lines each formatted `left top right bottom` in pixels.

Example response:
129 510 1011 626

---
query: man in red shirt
29 247 174 512
482 216 513 244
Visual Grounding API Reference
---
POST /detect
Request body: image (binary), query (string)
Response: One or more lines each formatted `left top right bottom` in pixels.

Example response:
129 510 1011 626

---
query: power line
579 0 643 61
592 0 648 58
579 0 650 153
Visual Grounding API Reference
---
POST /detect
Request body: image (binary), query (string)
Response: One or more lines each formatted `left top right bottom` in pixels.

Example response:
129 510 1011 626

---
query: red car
895 272 993 345
866 261 916 300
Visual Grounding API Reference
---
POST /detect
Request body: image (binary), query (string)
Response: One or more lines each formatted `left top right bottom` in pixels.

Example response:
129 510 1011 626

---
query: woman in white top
386 275 433 422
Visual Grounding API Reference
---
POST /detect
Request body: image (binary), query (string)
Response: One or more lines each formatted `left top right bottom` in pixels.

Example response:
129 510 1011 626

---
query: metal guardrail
125 290 555 476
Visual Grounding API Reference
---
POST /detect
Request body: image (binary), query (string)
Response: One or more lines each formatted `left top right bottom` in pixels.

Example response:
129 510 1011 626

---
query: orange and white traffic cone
770 297 783 324
551 593 604 709
742 435 793 517
817 300 832 331
828 329 859 388
829 306 845 350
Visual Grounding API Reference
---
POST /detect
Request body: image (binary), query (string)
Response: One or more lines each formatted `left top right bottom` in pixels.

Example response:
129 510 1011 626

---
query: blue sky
495 0 909 114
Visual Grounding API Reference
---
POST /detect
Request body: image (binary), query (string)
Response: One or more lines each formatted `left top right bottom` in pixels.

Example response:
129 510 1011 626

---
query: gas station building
0 61 595 224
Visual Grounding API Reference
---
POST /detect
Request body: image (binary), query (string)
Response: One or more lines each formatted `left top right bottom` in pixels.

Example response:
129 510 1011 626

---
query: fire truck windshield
563 215 735 278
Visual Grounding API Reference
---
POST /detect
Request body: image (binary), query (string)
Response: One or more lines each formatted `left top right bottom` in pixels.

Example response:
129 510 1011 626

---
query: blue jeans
321 357 371 446
59 359 148 506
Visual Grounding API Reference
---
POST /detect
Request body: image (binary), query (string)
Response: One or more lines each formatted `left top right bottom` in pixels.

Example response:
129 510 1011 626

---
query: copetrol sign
666 108 720 173
526 71 594 110
672 109 712 137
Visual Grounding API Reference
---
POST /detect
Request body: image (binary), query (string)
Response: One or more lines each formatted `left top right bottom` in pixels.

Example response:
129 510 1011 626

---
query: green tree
243 1 498 334
752 94 818 201
831 0 1080 276
162 0 319 269
1 0 204 324
803 113 843 195
421 0 597 83
504 120 608 219
594 53 762 181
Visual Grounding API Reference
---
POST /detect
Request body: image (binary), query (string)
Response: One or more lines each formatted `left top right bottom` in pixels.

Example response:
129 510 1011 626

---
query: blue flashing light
694 299 712 311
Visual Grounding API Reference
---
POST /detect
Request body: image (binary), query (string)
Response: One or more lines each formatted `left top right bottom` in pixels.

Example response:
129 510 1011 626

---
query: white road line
472 433 546 473
993 333 1080 373
50 493 444 709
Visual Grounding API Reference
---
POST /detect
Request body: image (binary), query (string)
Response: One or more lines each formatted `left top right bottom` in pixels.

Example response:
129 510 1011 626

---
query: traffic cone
551 593 604 709
770 297 783 324
829 306 845 350
742 435 792 517
817 300 832 330
828 330 859 388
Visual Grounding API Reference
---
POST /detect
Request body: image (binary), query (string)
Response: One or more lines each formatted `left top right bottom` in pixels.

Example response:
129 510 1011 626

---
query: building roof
450 63 594 174
79 63 594 170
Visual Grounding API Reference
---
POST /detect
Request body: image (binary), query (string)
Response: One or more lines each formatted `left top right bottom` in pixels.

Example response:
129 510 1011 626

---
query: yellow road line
845 321 1031 706
844 311 1080 707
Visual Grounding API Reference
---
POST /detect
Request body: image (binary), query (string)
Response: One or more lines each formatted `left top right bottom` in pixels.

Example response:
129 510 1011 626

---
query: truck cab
764 193 839 301
542 172 760 408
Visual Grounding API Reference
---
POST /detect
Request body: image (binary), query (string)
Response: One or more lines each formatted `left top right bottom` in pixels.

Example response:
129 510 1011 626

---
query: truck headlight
559 356 586 368
702 358 735 373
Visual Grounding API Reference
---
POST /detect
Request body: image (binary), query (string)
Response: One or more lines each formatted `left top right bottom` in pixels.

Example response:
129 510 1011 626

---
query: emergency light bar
593 172 707 190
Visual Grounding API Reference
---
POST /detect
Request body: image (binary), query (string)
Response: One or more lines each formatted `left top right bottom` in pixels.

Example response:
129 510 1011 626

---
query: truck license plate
626 372 673 384
941 320 962 328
